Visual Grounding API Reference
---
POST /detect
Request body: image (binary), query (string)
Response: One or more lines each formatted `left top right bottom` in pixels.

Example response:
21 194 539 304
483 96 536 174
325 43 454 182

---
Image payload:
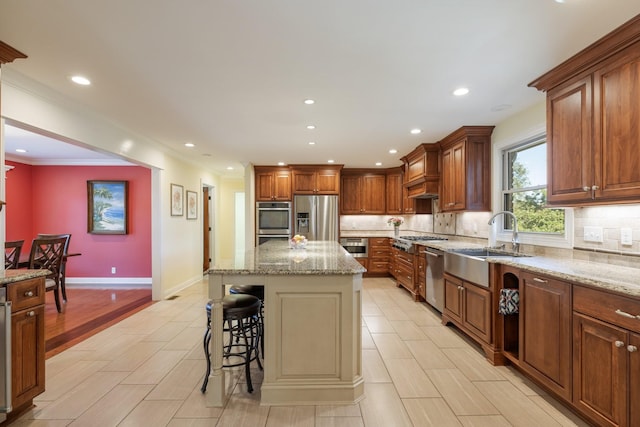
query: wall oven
256 201 291 244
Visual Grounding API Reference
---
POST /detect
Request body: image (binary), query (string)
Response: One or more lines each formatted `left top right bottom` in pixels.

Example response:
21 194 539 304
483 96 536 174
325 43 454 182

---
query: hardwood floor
45 287 153 358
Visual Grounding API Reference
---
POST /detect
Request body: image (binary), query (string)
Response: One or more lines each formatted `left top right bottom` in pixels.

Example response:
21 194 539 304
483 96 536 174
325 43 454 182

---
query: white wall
1 70 228 299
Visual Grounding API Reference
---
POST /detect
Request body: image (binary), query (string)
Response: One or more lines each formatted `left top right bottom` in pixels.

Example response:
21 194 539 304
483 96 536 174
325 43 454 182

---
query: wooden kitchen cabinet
439 126 493 212
572 285 640 427
443 272 492 344
340 170 386 214
530 16 640 206
254 166 292 201
401 143 439 198
394 250 417 300
520 272 572 401
385 168 403 215
415 245 426 300
7 277 46 411
291 165 342 195
368 237 390 276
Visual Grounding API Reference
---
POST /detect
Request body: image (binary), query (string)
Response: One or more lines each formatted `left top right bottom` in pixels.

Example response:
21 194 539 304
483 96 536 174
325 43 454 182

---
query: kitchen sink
444 248 529 287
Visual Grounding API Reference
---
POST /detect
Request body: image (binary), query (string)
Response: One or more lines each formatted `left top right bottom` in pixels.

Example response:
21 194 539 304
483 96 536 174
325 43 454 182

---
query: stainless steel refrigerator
293 195 339 241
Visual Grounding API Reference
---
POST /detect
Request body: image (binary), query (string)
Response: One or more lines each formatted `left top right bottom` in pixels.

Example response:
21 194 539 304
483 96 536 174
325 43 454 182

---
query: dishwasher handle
423 250 443 258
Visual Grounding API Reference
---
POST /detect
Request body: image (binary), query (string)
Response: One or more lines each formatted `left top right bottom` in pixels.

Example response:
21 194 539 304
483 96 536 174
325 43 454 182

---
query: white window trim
491 124 574 249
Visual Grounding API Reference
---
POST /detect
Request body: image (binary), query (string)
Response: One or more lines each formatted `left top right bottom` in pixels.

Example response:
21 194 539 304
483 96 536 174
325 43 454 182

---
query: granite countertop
209 240 366 275
0 269 51 285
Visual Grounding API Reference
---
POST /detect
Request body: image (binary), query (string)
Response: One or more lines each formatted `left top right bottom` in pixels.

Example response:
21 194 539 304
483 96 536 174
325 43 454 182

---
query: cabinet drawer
369 247 389 259
370 237 388 246
369 261 389 273
7 277 45 311
574 285 640 333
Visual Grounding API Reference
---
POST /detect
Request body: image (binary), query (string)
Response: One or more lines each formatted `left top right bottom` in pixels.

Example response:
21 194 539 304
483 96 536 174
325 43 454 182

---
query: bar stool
229 285 265 356
201 294 262 393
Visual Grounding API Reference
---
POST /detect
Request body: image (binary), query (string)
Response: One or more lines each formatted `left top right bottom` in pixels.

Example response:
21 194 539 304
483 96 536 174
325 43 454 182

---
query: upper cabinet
385 168 404 215
439 126 494 212
340 170 386 214
529 14 640 206
291 165 342 195
255 166 292 201
401 143 440 198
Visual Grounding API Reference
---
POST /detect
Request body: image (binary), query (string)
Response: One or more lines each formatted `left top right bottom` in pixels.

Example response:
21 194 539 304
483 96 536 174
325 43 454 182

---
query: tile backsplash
574 204 640 254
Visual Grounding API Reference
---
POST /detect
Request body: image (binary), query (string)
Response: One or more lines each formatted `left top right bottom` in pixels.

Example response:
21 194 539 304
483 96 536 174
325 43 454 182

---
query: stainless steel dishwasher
424 248 444 312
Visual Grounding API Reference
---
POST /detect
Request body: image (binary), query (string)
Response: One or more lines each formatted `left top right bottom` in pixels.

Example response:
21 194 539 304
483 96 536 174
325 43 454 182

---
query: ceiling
1 0 640 175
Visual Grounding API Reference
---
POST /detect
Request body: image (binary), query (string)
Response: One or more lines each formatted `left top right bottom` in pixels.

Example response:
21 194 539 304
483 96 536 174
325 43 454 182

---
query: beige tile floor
12 277 592 427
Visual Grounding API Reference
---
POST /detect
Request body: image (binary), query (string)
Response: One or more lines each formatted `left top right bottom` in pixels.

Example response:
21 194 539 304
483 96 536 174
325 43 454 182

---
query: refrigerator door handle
0 299 12 414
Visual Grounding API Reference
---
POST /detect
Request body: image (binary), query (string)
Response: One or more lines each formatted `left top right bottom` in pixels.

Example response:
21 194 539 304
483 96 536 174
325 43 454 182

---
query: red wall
6 161 151 278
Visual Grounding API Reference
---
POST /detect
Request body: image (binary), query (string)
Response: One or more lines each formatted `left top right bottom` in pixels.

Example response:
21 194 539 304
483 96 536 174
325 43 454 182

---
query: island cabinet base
207 272 364 406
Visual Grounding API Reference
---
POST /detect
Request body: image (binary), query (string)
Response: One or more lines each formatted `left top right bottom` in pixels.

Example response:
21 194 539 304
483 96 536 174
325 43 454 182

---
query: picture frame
87 180 128 234
171 183 184 216
186 190 198 220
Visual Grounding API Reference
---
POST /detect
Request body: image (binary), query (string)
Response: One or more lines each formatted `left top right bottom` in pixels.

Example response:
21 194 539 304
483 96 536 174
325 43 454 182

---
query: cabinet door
444 275 463 323
440 142 465 212
547 76 593 204
521 273 572 400
385 172 403 214
630 333 640 427
594 48 640 201
361 174 386 214
256 171 276 201
402 186 415 214
340 175 362 214
292 169 317 194
272 170 292 201
315 168 340 194
462 282 491 343
12 305 45 409
573 313 627 427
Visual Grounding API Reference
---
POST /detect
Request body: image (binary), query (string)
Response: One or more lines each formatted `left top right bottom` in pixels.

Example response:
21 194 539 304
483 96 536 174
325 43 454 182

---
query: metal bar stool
229 285 264 357
201 294 262 393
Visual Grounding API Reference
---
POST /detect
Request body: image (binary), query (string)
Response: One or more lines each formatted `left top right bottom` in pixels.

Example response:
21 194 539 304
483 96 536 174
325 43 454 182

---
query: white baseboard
65 277 152 289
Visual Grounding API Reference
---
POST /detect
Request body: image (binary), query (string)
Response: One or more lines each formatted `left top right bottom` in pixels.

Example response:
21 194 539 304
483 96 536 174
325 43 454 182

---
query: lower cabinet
520 272 572 401
367 237 390 276
395 251 417 300
572 285 640 427
7 277 46 411
443 273 491 344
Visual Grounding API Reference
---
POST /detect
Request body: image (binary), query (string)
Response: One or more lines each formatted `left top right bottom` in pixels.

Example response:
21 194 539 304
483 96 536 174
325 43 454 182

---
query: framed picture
171 183 184 216
186 190 198 220
88 180 128 234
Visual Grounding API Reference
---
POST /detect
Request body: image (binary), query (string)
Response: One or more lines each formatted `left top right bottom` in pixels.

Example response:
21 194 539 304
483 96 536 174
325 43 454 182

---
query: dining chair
29 237 67 313
37 233 71 302
4 240 24 269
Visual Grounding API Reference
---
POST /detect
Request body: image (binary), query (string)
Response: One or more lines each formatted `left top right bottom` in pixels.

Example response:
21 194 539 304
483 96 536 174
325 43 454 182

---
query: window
502 136 565 234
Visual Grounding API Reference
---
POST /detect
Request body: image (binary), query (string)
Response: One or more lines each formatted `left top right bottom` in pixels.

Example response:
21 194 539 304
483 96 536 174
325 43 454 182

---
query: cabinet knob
27 311 35 317
24 290 34 297
583 186 591 192
615 340 625 348
592 185 599 191
628 345 638 353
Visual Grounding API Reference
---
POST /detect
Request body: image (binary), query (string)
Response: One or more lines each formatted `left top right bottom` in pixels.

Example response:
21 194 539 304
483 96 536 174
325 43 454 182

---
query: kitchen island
206 240 366 406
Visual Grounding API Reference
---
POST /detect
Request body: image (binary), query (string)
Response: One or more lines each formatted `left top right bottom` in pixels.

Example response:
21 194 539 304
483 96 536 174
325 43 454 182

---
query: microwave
256 201 292 236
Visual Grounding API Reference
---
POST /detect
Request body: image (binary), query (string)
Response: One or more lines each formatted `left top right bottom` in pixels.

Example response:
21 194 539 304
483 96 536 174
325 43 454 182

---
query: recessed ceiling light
554 0 565 3
375 162 382 166
15 148 27 153
327 159 335 164
277 162 286 166
410 129 421 135
184 143 195 148
453 87 469 96
71 75 91 86
304 99 315 105
389 149 398 154
306 125 316 130
226 166 234 170
308 141 316 145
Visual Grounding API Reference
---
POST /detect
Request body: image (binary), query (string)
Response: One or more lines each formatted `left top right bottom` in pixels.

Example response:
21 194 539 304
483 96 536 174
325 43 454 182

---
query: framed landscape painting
186 190 197 220
171 183 184 216
88 180 128 234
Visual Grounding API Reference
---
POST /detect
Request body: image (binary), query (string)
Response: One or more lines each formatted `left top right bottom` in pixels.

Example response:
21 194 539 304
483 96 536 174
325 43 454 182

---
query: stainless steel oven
256 202 291 244
339 238 368 258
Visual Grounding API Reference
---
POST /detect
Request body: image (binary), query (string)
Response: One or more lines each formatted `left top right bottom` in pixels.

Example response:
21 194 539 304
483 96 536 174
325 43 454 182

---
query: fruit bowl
289 235 308 249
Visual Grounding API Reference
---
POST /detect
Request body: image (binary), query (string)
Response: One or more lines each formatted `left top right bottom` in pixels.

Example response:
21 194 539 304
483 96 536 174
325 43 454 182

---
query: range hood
405 179 439 199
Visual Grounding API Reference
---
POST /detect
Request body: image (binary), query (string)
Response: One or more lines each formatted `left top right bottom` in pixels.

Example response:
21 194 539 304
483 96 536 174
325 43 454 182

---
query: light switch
584 226 603 243
621 228 633 246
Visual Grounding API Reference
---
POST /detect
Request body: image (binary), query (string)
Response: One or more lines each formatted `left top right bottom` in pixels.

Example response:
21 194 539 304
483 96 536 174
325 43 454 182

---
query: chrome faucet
488 211 519 253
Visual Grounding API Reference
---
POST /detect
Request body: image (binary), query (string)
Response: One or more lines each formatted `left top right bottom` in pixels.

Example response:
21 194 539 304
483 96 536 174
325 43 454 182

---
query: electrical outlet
111 267 116 274
583 226 604 243
621 228 633 246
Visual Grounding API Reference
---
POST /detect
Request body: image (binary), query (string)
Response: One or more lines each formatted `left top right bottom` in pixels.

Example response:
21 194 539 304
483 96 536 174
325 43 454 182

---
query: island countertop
0 269 51 285
209 240 366 275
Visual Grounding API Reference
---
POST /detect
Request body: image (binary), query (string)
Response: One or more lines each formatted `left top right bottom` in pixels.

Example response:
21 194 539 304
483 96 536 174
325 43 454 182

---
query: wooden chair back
5 240 24 269
29 237 67 281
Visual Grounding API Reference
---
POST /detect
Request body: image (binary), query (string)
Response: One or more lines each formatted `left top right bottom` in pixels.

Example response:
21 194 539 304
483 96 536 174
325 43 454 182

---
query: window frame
494 131 573 249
